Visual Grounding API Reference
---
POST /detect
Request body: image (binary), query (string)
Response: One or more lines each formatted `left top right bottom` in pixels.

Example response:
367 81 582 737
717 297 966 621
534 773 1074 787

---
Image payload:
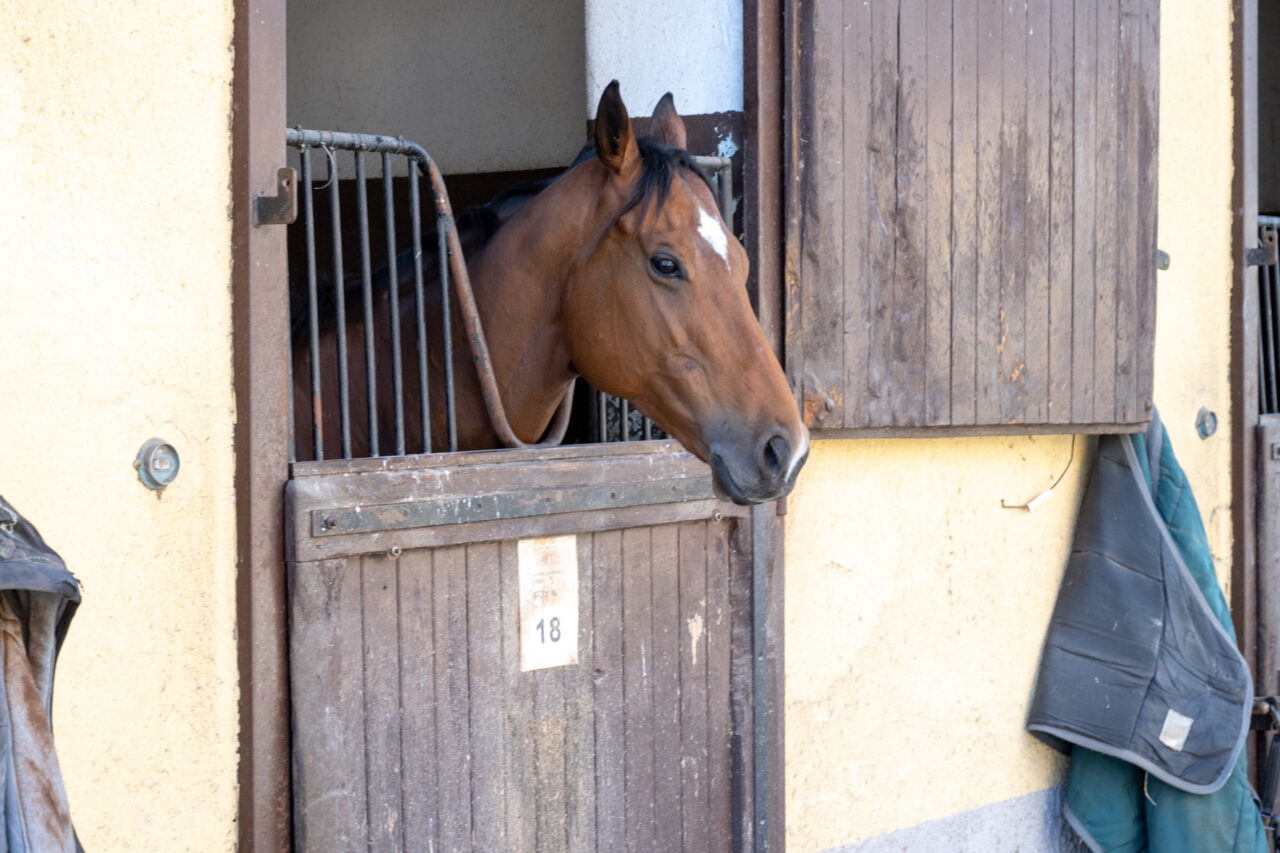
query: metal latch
253 167 298 226
1248 229 1278 267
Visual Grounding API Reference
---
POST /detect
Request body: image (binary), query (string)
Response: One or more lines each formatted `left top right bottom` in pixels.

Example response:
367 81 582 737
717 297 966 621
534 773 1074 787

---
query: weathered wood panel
787 0 1159 434
290 509 756 852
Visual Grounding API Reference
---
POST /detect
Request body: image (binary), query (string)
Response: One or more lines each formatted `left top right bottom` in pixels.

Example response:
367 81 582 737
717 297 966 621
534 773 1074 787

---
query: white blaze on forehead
697 205 732 272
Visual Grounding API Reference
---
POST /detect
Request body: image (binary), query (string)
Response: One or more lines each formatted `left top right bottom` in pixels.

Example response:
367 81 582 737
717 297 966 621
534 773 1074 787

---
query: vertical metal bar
301 146 324 460
643 416 653 441
1260 233 1276 413
355 152 379 456
1260 223 1277 414
621 398 631 441
382 152 406 455
597 389 608 443
328 148 352 459
750 502 770 853
285 144 297 464
1271 261 1280 414
719 163 734 226
1271 259 1280 412
409 159 432 452
438 213 458 451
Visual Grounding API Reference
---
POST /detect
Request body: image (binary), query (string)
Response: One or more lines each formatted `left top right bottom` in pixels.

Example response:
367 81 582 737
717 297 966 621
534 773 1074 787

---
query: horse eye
649 255 683 279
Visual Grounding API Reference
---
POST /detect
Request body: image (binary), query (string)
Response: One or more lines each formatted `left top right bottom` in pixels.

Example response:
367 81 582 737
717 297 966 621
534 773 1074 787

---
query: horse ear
595 80 640 178
649 92 687 150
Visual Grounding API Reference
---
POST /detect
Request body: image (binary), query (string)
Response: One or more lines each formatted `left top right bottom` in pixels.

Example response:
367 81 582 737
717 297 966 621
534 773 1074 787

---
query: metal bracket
1248 229 1278 266
252 167 298 226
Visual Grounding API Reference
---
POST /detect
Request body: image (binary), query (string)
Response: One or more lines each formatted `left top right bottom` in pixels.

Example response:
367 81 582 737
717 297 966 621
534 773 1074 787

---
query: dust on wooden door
285 441 767 851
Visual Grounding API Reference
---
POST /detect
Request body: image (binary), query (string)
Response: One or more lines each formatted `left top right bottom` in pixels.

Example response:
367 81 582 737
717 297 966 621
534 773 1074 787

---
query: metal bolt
712 511 723 522
1195 408 1218 440
319 516 336 531
388 545 402 559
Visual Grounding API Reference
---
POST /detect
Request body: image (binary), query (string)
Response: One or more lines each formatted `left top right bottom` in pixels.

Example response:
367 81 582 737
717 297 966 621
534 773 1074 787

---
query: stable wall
0 2 239 851
782 0 1237 849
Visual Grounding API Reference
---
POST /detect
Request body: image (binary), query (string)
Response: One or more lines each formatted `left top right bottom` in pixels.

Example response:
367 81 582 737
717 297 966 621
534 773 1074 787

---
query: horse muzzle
707 423 809 506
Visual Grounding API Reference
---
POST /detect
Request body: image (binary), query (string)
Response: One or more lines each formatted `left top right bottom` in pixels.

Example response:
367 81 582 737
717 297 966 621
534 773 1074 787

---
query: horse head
558 82 809 504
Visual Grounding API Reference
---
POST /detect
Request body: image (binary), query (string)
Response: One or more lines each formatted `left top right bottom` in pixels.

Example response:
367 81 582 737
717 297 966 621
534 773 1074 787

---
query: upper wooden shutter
785 0 1159 434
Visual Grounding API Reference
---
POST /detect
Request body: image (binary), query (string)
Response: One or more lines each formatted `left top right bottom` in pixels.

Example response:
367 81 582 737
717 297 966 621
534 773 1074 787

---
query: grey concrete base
821 785 1086 853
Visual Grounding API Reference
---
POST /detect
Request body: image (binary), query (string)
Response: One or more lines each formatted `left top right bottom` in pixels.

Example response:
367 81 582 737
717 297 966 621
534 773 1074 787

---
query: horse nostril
760 433 790 478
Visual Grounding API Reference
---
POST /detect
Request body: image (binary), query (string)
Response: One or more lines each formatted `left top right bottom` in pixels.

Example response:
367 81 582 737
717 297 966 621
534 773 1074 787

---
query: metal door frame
232 0 291 850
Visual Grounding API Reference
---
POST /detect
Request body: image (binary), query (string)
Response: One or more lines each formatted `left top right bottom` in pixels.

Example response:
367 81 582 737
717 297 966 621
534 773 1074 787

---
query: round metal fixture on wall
1195 408 1218 440
134 439 180 490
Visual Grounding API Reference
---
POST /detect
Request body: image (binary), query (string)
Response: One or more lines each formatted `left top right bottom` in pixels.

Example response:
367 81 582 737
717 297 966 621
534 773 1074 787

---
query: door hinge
1247 229 1278 267
253 167 297 226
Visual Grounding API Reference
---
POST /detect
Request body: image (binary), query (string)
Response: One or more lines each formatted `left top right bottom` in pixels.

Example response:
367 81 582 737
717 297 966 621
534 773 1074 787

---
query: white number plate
518 535 579 671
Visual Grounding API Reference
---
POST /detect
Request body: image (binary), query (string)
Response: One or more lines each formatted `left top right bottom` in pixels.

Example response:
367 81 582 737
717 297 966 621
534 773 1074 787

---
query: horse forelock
481 136 715 242
614 137 715 226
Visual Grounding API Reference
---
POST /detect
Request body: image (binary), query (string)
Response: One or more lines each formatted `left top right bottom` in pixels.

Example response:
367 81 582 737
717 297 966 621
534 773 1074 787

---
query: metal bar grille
286 132 736 462
1260 217 1280 415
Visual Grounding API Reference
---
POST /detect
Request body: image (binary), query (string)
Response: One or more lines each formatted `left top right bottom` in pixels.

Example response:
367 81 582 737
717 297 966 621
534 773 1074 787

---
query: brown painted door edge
745 0 786 850
232 0 293 849
1234 0 1262 788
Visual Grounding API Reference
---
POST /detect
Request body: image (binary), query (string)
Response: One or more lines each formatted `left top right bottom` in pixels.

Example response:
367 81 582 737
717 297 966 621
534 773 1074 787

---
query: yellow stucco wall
0 2 239 851
783 0 1237 849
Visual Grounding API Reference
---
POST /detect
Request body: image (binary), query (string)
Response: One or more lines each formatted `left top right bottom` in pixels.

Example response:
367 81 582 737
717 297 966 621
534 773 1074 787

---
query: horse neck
464 176 593 443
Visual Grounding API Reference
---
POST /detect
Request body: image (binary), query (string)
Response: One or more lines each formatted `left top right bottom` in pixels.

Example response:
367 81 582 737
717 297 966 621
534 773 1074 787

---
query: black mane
291 134 713 337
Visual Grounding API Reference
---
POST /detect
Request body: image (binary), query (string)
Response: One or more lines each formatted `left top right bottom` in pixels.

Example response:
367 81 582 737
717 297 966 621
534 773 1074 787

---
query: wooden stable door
285 443 763 851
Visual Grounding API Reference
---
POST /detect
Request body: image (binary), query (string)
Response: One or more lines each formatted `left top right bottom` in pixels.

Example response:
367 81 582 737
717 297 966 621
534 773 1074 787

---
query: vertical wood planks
621 528 656 852
290 559 369 849
802 0 848 428
1048 0 1077 423
1071 0 1098 422
1115 0 1142 423
397 549 438 851
706 519 734 845
951 0 981 425
866 0 902 426
467 542 506 851
678 522 710 852
534 661 568 851
433 545 472 850
999 0 1028 424
564 534 597 851
1093 0 1120 423
290 516 760 851
975 0 1005 425
362 553 404 851
891 0 928 426
1025 0 1052 423
650 525 683 853
841 0 873 429
925 0 955 425
790 0 1159 431
1137 0 1160 405
591 529 626 848
498 540 536 851
726 522 756 849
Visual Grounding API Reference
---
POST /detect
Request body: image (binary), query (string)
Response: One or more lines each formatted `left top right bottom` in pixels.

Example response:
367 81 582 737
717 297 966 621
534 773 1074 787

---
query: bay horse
293 82 808 505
